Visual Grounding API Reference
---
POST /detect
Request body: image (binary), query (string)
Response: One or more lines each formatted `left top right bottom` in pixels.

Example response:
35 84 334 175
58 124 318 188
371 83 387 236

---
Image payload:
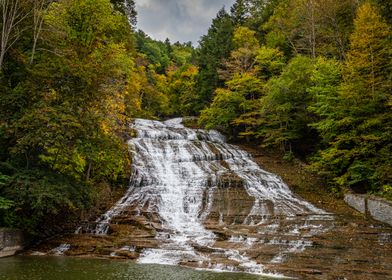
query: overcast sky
135 0 236 45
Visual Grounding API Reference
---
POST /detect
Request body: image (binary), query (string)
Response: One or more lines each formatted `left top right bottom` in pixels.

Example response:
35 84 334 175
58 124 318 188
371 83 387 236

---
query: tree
0 0 29 71
201 26 285 139
194 8 235 111
373 0 392 25
258 56 315 153
110 0 137 26
254 46 285 79
134 31 171 73
230 0 282 39
30 0 50 64
199 72 263 135
199 85 246 132
219 26 259 80
265 0 358 59
0 0 141 235
343 2 391 99
166 64 199 115
231 0 249 26
308 57 342 144
310 2 391 193
11 0 134 181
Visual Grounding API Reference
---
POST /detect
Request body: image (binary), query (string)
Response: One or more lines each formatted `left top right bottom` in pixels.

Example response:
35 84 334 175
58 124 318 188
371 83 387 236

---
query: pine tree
194 8 235 111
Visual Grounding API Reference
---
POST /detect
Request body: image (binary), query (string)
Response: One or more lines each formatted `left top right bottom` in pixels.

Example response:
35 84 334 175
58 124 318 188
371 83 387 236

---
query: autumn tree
310 2 391 193
265 0 358 59
219 26 259 80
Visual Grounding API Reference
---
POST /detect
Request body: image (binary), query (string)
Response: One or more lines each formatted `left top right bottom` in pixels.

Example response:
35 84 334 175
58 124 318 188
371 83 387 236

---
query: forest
0 0 390 237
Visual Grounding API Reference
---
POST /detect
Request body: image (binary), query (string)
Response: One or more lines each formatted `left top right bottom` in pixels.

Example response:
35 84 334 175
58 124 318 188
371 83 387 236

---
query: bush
0 167 92 236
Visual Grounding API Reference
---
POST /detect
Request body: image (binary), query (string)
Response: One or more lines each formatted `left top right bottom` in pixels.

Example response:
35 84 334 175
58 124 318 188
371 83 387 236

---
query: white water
50 244 71 255
91 118 332 275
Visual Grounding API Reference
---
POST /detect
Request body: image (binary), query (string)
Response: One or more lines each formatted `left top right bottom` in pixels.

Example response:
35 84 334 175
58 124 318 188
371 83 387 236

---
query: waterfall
91 118 333 276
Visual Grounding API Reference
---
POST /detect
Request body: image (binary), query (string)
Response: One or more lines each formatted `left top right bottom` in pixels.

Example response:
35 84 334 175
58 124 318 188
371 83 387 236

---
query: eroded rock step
27 118 392 279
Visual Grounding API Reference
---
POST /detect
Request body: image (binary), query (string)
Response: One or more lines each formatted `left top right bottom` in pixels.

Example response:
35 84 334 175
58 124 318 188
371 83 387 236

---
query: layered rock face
78 118 332 276
30 118 392 279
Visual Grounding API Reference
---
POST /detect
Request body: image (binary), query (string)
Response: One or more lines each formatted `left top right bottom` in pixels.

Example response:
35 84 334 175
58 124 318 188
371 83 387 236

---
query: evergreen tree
110 0 137 26
231 0 249 26
310 2 391 193
194 8 235 111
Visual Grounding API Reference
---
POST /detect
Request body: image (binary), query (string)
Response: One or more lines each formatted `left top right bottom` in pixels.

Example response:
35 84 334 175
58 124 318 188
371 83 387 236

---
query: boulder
367 197 392 227
0 228 23 258
344 194 366 214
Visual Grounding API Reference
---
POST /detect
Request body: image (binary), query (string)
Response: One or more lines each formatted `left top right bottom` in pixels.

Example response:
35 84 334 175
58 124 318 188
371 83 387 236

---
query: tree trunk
30 0 47 64
86 162 92 181
0 0 28 71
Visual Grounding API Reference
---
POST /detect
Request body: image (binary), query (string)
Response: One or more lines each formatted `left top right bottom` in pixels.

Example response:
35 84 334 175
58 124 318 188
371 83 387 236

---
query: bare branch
0 0 30 71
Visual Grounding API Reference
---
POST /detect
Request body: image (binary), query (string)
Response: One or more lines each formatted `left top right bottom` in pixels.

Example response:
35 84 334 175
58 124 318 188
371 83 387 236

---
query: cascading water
91 118 334 276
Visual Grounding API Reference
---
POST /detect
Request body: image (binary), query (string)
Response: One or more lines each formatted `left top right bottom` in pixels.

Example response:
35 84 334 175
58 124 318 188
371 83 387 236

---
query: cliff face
0 228 23 258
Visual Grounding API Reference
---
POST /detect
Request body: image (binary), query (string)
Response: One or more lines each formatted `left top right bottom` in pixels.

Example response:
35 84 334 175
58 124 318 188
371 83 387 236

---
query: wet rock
192 244 218 253
115 250 139 259
205 186 255 225
212 230 231 241
216 173 244 188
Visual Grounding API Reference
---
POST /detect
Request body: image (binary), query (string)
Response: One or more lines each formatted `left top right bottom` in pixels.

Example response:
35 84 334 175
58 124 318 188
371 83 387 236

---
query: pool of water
0 256 277 280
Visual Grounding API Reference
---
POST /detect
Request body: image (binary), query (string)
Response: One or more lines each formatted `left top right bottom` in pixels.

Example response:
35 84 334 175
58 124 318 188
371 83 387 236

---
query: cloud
135 0 236 45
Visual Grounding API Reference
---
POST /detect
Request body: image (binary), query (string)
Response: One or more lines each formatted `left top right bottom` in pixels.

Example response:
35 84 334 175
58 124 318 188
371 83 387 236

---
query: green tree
265 0 358 59
194 8 235 111
110 0 137 26
199 73 263 136
308 57 343 144
310 2 391 193
254 46 285 79
258 56 315 153
219 26 260 80
167 64 199 116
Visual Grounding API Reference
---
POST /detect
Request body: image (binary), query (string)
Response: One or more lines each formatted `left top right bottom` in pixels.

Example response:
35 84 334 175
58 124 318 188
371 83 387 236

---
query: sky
135 0 236 45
